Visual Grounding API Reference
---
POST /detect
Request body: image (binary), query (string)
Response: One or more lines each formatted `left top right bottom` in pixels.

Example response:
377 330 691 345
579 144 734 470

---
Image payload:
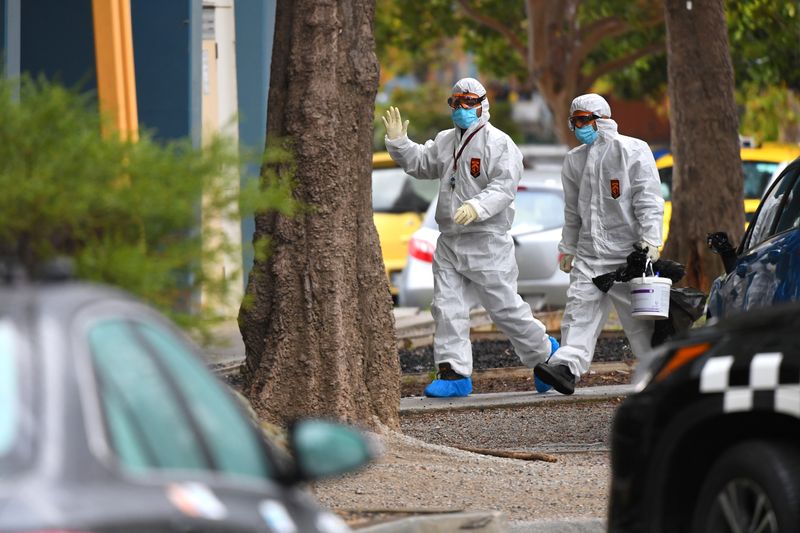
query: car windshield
0 319 34 476
372 168 439 213
513 189 565 233
659 160 781 201
421 188 564 232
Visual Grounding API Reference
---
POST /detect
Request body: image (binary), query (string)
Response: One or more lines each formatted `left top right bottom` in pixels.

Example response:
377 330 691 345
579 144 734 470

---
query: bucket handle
643 258 656 278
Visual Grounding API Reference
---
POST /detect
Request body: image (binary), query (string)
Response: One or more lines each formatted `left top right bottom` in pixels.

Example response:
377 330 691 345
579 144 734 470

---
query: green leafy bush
0 76 296 332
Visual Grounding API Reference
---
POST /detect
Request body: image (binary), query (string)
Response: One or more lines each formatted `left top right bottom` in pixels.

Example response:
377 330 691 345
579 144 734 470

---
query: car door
709 159 800 318
80 302 322 532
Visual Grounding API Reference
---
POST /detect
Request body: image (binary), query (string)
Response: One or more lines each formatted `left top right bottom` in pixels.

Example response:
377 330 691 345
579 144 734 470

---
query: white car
397 167 569 310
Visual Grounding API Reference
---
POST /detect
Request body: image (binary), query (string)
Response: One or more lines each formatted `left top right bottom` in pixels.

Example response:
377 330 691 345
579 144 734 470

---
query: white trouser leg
549 269 612 379
431 262 473 377
609 281 656 381
468 266 550 368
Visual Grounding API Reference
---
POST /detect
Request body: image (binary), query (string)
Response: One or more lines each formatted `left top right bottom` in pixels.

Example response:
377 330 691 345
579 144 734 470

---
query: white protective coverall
385 78 552 377
550 93 664 380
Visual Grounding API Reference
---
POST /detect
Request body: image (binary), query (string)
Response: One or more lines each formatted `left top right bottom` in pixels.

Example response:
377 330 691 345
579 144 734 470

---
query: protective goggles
447 93 485 109
568 112 600 131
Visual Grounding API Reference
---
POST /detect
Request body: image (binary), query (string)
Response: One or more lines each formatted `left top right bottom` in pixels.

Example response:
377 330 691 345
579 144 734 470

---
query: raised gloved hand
638 240 660 262
381 106 409 140
559 253 574 273
454 203 478 225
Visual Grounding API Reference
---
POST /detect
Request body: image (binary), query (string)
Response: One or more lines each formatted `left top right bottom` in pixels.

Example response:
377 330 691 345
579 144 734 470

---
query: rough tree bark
662 0 744 291
239 0 400 430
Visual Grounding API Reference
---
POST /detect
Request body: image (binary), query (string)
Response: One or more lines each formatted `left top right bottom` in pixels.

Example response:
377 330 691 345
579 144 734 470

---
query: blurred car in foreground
707 156 800 320
372 152 439 299
397 167 569 309
609 301 800 533
656 143 800 244
0 279 370 532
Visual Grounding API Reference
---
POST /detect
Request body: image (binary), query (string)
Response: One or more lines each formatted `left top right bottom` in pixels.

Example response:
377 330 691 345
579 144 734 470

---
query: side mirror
707 232 738 274
289 419 374 481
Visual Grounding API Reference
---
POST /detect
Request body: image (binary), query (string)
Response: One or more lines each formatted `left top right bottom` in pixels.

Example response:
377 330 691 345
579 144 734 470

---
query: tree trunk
239 0 400 430
662 0 743 292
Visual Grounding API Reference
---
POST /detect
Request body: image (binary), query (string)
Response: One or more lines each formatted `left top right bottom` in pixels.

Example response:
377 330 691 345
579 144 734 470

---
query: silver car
397 167 569 310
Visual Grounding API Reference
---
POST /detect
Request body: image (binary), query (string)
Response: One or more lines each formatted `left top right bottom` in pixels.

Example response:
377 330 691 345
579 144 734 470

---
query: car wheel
691 440 800 533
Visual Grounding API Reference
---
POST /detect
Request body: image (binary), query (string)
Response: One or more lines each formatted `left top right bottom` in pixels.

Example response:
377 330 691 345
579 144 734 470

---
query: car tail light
409 236 435 263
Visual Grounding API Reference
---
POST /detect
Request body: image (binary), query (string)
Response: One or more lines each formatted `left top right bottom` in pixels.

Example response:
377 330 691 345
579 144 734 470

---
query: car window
744 169 796 249
0 317 35 476
135 321 271 480
659 161 780 202
89 320 209 474
743 161 779 199
658 167 673 201
372 168 438 213
773 169 800 235
513 189 565 232
0 321 17 458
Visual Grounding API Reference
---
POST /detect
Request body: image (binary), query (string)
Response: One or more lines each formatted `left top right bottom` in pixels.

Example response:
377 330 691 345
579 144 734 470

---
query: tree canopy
376 0 800 143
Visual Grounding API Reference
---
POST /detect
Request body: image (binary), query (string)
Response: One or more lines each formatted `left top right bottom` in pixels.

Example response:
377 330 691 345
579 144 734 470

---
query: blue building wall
19 0 96 91
235 0 276 282
131 0 200 144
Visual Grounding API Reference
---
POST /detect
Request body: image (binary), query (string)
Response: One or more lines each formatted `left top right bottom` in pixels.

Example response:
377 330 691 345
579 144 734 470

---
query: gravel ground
399 336 633 374
312 398 621 525
234 336 632 528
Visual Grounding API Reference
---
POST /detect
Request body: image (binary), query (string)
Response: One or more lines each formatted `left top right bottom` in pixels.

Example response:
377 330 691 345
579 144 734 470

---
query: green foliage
0 76 297 332
376 0 798 115
738 84 800 144
727 1 800 91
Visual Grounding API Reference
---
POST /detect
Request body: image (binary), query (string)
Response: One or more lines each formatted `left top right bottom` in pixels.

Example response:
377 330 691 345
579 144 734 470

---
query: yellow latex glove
639 240 660 262
454 203 478 225
381 106 409 140
559 253 574 273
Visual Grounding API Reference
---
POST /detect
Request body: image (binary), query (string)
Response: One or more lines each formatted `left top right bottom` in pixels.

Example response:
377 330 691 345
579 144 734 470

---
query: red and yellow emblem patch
470 158 481 177
610 179 621 199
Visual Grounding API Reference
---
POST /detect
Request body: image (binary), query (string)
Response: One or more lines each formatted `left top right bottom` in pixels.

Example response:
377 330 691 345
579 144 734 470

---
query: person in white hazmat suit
533 93 664 395
383 77 558 398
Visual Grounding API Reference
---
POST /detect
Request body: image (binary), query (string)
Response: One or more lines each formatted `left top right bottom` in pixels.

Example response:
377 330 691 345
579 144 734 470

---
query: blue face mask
575 125 598 145
452 107 479 129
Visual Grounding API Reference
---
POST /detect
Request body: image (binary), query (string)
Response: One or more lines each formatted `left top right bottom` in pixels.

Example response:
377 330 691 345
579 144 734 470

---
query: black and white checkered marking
700 353 800 418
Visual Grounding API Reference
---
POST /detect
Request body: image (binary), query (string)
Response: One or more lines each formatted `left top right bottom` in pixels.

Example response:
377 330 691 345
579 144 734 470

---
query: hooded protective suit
550 93 664 379
385 78 552 377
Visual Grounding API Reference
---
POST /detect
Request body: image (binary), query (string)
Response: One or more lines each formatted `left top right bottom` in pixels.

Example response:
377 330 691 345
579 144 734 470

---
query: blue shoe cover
534 336 560 393
424 377 473 398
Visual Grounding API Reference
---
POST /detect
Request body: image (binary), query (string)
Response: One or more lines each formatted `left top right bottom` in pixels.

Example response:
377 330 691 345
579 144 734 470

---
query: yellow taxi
372 151 438 300
656 143 800 245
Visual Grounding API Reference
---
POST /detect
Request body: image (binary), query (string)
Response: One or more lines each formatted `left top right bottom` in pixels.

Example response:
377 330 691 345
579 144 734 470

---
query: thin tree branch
456 0 527 58
575 14 665 71
577 41 665 93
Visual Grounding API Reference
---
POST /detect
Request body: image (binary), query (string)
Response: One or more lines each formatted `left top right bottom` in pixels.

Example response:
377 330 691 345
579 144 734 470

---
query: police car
608 301 800 533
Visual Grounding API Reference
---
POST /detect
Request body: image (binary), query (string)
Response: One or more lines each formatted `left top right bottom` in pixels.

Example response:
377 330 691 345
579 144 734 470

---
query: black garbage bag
591 246 686 293
589 245 706 346
651 288 708 347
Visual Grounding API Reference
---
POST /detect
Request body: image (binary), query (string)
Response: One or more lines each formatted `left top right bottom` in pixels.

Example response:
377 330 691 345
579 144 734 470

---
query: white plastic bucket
630 276 672 320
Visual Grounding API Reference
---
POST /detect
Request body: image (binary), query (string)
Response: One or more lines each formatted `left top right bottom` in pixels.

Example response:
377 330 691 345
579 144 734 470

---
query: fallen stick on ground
453 445 558 463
